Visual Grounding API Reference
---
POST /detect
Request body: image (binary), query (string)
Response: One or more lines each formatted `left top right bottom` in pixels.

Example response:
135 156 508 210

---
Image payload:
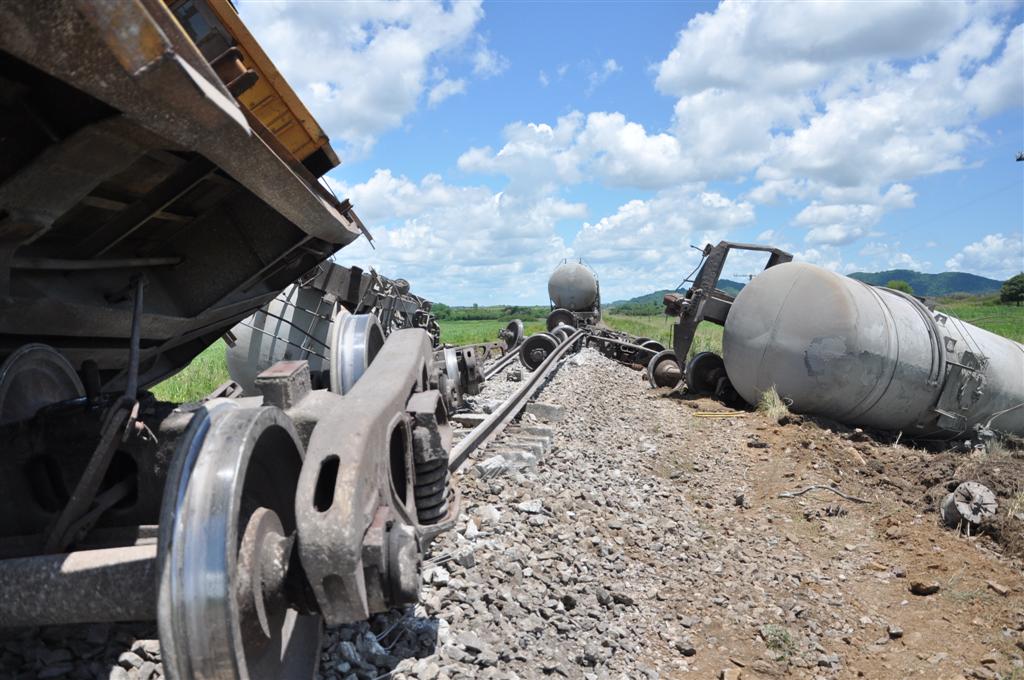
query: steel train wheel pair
519 333 559 371
500 319 525 350
0 344 85 425
160 313 390 678
329 310 386 395
159 404 320 680
647 349 681 388
545 308 576 332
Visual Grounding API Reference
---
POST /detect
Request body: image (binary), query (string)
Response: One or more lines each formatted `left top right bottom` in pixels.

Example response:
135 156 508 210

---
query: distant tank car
546 260 601 330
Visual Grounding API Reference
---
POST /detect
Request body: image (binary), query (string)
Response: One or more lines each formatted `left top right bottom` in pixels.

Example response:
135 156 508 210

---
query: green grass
760 624 797 660
440 318 546 345
147 320 549 403
151 339 230 403
150 296 1020 405
934 295 1024 343
602 314 722 360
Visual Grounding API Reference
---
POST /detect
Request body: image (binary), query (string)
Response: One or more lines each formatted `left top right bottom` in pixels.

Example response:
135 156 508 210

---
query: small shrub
760 624 797 659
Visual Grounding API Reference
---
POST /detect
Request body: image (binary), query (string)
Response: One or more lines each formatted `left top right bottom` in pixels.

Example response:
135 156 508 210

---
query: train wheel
519 333 558 371
0 343 84 426
647 349 681 388
442 347 462 409
685 351 727 395
641 340 665 354
329 310 385 395
499 319 525 350
159 405 321 680
545 308 576 331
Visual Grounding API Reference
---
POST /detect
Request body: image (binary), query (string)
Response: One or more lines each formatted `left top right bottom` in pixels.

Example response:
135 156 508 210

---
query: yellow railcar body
166 0 340 176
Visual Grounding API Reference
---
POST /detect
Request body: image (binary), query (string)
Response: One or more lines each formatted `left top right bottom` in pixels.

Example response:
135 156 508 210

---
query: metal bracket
666 241 793 367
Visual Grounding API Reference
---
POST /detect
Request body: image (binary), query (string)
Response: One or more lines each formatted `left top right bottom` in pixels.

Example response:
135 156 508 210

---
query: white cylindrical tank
722 262 1024 437
226 283 334 394
548 263 598 312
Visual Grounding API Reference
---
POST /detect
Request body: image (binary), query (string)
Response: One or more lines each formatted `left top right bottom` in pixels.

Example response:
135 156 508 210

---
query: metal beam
78 155 214 257
0 544 157 626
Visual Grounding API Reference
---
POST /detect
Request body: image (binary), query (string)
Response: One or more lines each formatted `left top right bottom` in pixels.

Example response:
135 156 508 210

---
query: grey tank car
546 260 602 330
663 241 1024 439
723 261 1024 438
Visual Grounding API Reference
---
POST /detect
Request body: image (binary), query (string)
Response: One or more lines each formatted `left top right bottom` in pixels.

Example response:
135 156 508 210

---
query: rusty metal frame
665 241 792 367
294 329 440 624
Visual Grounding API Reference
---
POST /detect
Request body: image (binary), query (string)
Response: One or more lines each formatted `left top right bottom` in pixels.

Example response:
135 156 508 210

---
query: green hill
847 270 1004 296
607 279 746 308
608 271 1006 315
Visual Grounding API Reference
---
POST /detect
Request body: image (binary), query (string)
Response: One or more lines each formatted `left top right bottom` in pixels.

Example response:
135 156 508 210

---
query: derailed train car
662 242 1024 439
225 261 442 395
0 2 457 678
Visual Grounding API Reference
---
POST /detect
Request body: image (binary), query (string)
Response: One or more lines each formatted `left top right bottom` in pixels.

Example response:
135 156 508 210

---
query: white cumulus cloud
946 232 1024 279
472 39 510 78
428 79 467 107
238 0 484 155
327 171 583 303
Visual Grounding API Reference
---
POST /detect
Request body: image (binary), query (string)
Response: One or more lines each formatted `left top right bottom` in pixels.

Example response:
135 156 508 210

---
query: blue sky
239 0 1024 305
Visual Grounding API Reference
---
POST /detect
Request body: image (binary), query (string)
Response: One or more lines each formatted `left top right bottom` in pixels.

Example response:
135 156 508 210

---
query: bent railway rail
482 349 520 380
450 328 586 473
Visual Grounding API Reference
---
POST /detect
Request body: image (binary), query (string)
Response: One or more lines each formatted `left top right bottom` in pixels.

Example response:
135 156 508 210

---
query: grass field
150 339 229 403
150 297 1021 404
602 314 723 360
934 295 1024 343
440 318 546 345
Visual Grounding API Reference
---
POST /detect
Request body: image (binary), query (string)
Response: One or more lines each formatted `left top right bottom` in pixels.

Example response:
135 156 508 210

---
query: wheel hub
236 507 291 648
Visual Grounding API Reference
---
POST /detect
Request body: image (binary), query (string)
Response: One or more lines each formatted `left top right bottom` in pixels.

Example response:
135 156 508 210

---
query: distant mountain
608 271 1003 309
607 289 673 307
847 270 1003 297
607 279 746 308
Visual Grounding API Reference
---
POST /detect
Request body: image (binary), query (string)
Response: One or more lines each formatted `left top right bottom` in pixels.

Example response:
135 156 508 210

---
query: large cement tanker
546 260 601 330
663 242 1023 438
723 261 1024 438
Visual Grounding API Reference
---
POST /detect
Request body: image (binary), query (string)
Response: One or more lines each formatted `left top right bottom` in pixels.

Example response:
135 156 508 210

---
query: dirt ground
383 348 1024 679
660 394 1024 678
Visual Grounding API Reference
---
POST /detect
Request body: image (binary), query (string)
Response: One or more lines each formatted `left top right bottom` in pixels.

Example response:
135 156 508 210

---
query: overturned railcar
723 262 1024 438
0 2 456 678
663 242 1024 439
225 262 442 395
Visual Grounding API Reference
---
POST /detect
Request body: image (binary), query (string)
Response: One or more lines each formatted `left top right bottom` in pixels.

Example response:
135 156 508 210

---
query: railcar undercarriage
0 2 465 678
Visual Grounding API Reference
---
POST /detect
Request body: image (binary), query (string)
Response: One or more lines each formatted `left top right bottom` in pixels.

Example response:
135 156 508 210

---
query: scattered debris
778 484 870 503
940 481 997 532
986 580 1010 597
909 581 941 596
524 401 565 422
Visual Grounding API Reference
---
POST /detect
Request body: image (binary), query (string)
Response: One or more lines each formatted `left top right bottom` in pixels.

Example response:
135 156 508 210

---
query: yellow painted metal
165 0 340 171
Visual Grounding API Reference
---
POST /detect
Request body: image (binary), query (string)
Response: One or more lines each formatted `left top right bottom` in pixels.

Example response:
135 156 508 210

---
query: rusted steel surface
0 0 363 391
0 545 157 626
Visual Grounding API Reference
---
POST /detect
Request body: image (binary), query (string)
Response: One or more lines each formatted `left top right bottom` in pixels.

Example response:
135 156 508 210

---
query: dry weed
757 386 791 422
